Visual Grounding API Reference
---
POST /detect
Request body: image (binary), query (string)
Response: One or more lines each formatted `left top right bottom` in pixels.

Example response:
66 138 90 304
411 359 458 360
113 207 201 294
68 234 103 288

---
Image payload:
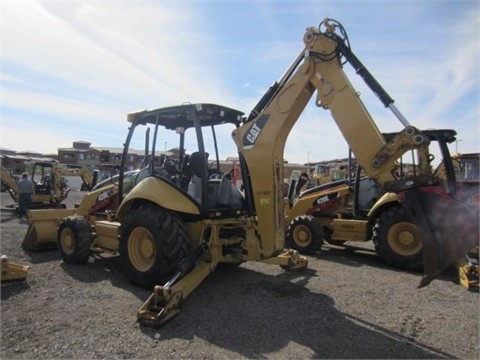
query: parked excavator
1 162 97 212
23 18 478 328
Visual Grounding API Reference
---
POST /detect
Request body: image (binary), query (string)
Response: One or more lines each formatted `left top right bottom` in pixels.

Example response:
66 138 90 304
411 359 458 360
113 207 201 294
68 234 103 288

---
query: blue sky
1 0 479 164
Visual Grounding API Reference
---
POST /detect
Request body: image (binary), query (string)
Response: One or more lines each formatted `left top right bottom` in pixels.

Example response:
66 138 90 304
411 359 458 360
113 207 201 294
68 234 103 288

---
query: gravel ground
1 191 479 359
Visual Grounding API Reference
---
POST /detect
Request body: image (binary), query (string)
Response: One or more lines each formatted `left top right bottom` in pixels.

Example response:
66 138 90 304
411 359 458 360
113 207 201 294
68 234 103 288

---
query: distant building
0 147 56 175
2 141 308 184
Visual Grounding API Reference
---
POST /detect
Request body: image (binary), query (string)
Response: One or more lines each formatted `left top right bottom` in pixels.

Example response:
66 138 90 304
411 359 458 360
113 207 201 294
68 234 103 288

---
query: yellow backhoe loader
23 19 478 327
1 162 97 212
284 143 479 289
312 163 349 186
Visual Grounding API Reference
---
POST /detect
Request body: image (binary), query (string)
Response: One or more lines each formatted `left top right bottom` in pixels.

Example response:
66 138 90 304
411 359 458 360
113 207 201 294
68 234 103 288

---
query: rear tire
373 206 423 271
119 203 189 289
57 216 93 264
285 215 323 255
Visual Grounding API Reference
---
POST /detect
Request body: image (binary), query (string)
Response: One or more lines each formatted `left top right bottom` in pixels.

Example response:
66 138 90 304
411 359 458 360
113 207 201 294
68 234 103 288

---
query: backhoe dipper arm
233 19 430 259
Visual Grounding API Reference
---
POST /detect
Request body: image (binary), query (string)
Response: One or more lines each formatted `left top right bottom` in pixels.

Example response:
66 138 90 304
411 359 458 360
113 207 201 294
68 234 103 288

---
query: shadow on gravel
319 244 388 268
59 254 152 300
22 248 62 264
1 281 30 300
138 265 453 359
315 244 466 289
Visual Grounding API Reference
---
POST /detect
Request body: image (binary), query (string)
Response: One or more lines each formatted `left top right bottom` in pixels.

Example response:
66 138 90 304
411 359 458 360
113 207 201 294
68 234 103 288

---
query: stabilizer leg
1 255 30 284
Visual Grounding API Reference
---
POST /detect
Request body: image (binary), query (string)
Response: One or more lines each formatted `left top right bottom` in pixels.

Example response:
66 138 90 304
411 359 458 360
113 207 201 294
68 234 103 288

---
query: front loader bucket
398 186 479 287
22 209 76 251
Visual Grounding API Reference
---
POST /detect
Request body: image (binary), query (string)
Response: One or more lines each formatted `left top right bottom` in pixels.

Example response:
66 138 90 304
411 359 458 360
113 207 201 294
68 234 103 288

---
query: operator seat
186 152 208 203
357 178 384 211
216 170 244 209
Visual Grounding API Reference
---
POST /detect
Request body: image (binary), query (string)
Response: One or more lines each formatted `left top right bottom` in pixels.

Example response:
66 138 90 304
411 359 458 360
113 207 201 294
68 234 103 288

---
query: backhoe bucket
398 186 479 287
22 209 76 251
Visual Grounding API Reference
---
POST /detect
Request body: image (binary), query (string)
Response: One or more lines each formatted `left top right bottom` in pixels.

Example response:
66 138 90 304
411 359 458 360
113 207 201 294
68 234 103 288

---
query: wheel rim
60 227 75 255
387 222 422 256
128 227 156 272
292 224 312 247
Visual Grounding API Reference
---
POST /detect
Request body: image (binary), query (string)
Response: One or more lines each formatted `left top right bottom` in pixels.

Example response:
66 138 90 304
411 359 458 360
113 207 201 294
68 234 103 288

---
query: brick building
0 147 57 175
2 141 309 186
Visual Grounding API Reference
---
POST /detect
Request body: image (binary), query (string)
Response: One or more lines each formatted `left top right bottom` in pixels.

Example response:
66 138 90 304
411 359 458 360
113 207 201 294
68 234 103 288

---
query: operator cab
121 103 247 218
27 161 63 195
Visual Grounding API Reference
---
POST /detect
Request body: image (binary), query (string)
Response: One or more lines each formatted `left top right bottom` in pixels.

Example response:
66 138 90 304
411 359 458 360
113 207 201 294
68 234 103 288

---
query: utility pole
307 151 311 174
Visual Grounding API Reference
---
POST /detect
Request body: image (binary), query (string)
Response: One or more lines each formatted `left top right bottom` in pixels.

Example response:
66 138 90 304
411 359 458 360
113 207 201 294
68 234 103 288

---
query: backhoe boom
233 20 435 260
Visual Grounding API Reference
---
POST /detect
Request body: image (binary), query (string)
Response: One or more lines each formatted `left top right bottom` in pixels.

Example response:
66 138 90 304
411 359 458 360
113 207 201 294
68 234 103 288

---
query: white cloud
1 1 478 164
2 1 235 107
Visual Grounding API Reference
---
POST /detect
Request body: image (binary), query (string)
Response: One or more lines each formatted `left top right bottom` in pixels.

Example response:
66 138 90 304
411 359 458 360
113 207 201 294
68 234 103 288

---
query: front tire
285 215 323 255
373 206 423 271
119 203 189 289
57 216 93 264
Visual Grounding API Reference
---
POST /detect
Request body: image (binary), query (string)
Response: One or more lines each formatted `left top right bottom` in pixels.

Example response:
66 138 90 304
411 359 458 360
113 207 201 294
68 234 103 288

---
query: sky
1 0 479 165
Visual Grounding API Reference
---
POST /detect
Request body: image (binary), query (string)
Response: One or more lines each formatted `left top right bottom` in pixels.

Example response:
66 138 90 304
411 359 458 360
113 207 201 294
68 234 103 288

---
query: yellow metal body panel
367 192 398 217
285 183 351 225
22 185 117 251
75 184 117 216
93 220 121 251
22 209 77 250
455 254 479 289
332 219 369 242
184 221 206 251
117 177 200 221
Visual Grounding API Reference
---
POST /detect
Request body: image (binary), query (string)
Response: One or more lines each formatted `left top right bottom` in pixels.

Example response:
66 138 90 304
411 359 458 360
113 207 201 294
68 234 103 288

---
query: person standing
17 172 35 221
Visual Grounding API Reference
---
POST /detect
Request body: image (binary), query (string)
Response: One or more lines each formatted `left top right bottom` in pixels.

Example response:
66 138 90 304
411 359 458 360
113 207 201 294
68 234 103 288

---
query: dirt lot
1 191 479 359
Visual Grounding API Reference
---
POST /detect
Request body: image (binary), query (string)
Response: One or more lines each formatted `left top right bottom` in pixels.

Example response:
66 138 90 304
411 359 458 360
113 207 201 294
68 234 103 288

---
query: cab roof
127 103 245 130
